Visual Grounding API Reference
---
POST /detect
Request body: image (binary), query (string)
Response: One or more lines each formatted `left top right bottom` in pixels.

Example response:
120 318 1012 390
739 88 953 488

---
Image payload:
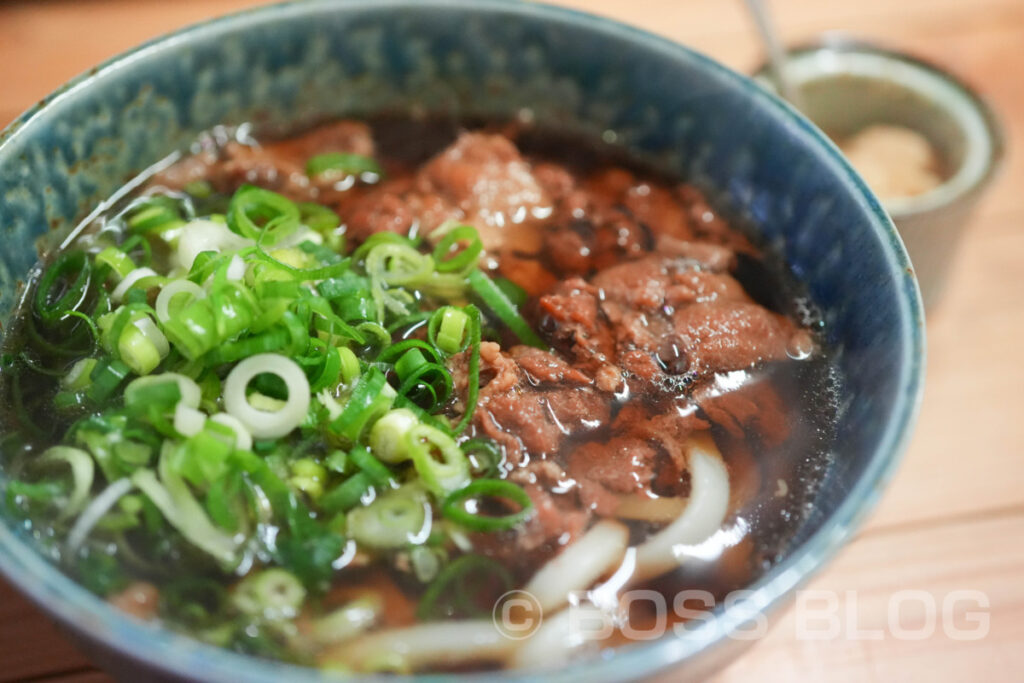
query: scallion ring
223 353 310 439
432 225 483 273
155 280 207 324
441 479 534 532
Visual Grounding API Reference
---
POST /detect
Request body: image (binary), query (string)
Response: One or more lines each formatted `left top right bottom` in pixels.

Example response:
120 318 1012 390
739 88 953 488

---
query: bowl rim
0 1 926 681
751 33 1006 219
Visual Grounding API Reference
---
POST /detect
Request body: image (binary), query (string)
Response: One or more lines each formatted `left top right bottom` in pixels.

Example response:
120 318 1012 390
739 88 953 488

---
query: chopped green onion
290 458 327 499
428 307 470 355
467 269 546 349
461 438 504 478
320 472 373 514
306 153 383 179
223 353 311 440
117 314 168 375
453 305 482 434
232 568 306 620
34 250 94 325
338 347 361 384
405 425 470 498
347 486 429 549
87 358 132 403
298 201 342 233
127 196 185 233
95 247 136 281
328 367 395 444
183 180 212 198
39 446 95 518
492 277 528 309
416 554 514 621
349 446 396 490
227 185 300 245
368 409 419 463
155 280 206 324
431 225 482 273
62 357 98 391
124 373 201 409
132 455 239 568
441 479 533 532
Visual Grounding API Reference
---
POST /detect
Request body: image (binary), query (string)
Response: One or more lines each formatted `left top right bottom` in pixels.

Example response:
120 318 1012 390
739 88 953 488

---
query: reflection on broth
0 116 839 672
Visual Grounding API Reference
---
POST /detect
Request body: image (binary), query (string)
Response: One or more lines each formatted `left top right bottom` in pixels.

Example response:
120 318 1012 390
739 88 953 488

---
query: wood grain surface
0 1 1020 681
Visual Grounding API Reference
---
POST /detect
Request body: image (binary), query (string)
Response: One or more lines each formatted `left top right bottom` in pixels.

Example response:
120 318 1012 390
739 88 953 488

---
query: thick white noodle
326 436 730 672
614 493 688 522
223 353 310 439
324 620 516 671
523 519 629 613
66 478 134 553
632 434 731 583
509 603 610 670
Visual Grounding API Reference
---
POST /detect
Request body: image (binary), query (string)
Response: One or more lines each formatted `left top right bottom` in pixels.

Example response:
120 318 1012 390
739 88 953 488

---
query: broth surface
0 115 838 671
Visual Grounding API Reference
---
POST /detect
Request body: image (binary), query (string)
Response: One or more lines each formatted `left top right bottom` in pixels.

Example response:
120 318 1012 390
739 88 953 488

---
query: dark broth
0 115 839 671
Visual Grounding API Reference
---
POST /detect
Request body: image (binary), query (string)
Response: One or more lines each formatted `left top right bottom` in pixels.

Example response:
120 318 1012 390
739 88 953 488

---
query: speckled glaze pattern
0 1 924 682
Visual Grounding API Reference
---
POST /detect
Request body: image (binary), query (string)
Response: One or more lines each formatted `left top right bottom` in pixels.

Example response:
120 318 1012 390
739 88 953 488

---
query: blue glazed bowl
0 1 924 680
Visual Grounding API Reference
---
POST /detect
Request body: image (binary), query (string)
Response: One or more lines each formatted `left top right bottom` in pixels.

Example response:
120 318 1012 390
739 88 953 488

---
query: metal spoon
743 0 804 111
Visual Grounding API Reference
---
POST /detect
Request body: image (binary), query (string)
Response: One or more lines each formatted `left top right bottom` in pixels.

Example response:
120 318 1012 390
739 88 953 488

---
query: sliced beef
495 254 559 297
542 203 652 276
417 132 549 251
537 255 794 393
655 234 736 272
568 437 658 515
477 379 609 465
671 302 793 376
152 120 376 203
696 377 791 448
612 402 710 497
676 184 757 255
509 345 592 385
613 403 709 465
342 131 550 252
269 120 375 161
341 178 454 242
448 342 610 466
536 278 616 367
476 461 590 566
152 142 312 200
591 254 750 310
418 133 547 224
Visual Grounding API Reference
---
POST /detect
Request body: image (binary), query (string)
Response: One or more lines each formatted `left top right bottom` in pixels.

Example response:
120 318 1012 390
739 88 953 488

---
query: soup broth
0 115 839 672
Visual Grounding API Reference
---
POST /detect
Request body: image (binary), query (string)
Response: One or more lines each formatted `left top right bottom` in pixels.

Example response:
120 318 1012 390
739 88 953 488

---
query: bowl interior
0 2 924 681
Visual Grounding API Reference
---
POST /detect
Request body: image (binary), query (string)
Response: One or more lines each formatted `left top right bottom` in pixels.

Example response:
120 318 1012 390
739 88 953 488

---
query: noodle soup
0 116 838 672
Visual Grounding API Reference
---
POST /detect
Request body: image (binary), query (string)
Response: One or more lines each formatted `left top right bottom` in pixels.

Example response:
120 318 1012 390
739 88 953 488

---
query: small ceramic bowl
0 2 924 681
754 37 1005 310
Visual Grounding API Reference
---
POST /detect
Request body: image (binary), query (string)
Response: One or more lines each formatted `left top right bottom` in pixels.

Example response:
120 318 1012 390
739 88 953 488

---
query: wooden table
1 1 1021 680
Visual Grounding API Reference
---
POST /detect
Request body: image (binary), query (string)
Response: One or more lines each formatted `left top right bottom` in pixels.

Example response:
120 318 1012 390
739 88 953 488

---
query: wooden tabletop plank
712 511 1024 683
0 580 93 682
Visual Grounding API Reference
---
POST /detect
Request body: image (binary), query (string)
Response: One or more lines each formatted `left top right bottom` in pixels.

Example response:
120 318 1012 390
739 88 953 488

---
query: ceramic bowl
0 2 924 680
